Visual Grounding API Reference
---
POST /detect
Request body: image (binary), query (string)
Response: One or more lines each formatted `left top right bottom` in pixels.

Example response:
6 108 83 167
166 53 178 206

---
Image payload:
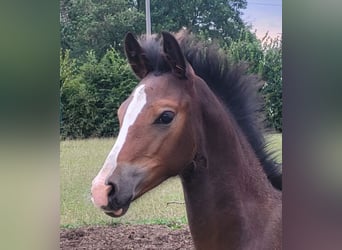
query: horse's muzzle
101 182 133 218
91 164 146 217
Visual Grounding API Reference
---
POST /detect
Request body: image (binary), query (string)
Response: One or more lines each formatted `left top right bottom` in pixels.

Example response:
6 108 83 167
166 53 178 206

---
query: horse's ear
124 32 151 79
162 31 187 79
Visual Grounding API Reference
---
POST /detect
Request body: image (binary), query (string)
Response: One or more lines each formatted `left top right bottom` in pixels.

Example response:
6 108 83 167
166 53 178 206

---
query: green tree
148 0 247 45
228 31 282 131
260 36 282 131
61 0 145 59
60 0 282 136
61 0 248 58
78 48 137 136
60 47 138 138
60 49 97 138
228 29 263 73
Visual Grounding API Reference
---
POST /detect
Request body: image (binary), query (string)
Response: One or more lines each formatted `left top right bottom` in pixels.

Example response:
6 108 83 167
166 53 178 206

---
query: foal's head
91 32 200 217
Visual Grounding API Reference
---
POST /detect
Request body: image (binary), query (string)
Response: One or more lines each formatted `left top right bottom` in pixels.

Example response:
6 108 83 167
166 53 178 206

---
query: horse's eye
155 111 175 125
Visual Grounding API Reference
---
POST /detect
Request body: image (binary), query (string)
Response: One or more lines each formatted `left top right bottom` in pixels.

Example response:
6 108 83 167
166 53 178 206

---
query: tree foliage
60 49 97 138
260 36 282 131
148 0 247 45
61 0 145 58
61 0 248 59
60 0 282 138
228 31 282 131
60 48 137 139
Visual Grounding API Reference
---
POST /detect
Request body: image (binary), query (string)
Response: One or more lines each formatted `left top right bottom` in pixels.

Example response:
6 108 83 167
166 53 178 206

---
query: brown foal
91 31 282 249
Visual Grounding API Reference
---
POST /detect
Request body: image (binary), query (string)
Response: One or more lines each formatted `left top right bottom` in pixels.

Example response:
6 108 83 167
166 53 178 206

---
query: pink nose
91 182 112 208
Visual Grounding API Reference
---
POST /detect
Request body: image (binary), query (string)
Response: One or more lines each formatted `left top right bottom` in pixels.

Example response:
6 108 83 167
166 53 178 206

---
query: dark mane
136 31 282 190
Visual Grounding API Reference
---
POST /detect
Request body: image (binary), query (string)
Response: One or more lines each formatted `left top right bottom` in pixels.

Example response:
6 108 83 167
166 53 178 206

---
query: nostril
107 182 117 198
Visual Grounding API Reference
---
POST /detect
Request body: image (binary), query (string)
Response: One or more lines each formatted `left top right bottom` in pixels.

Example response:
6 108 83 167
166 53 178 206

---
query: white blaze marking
92 84 147 186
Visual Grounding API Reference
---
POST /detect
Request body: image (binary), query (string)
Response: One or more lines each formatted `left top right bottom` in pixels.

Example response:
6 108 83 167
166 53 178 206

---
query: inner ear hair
162 31 187 79
124 32 151 79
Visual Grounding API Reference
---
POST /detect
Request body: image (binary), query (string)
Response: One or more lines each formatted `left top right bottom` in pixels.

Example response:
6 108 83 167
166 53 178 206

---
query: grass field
60 134 282 228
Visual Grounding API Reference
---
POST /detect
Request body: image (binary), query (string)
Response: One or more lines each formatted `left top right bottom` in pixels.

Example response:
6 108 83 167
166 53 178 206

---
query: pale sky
242 0 282 39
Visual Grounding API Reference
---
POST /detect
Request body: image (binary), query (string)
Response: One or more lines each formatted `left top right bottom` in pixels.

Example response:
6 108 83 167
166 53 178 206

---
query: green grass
60 134 282 228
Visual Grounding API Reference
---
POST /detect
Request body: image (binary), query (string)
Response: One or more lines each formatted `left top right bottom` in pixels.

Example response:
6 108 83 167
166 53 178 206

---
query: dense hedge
60 33 282 139
60 48 137 139
229 31 282 131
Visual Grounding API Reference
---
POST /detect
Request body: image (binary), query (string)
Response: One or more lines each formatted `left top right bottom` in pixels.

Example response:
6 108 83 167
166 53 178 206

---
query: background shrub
60 1 282 138
60 50 97 139
60 32 282 138
60 48 137 138
228 30 282 131
260 36 282 131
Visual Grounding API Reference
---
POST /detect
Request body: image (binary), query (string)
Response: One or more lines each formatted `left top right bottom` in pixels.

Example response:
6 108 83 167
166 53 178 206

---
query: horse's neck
180 83 281 249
